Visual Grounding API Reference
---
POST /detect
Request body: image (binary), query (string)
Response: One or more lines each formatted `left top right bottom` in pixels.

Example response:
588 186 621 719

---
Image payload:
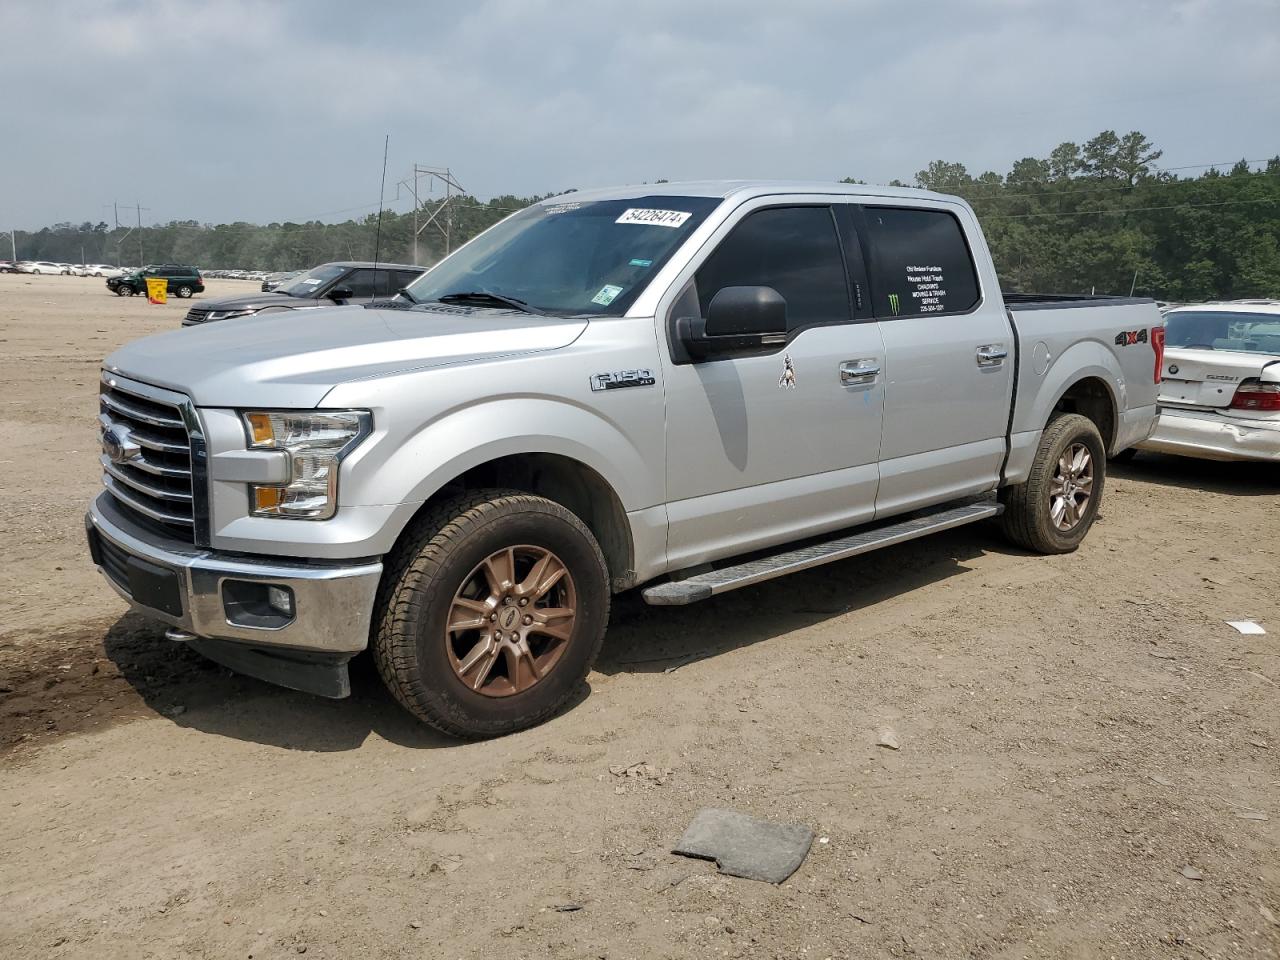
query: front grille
183 307 208 324
99 377 197 542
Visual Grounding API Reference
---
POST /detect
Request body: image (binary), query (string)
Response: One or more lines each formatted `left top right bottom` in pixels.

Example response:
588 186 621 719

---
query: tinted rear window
862 207 979 318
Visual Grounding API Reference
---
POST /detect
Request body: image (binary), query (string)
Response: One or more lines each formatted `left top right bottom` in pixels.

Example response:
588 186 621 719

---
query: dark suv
109 264 205 298
182 261 424 326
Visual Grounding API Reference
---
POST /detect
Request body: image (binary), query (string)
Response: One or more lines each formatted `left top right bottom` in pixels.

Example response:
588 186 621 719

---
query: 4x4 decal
1115 329 1148 346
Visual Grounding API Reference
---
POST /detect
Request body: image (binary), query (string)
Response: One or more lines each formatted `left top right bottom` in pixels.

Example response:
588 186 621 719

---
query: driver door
658 202 885 569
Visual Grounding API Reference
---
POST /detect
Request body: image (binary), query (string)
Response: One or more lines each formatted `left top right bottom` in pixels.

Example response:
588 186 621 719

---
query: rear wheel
373 490 610 739
176 285 193 298
1000 413 1106 554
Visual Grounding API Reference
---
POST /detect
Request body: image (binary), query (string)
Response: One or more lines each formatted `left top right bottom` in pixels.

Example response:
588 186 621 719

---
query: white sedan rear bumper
1137 407 1280 462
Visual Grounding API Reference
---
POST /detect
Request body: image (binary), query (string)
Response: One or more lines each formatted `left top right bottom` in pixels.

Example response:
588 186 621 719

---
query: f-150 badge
589 369 656 391
778 353 796 390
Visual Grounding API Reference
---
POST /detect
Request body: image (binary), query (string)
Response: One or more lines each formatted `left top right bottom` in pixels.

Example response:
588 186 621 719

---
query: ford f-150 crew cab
87 181 1164 738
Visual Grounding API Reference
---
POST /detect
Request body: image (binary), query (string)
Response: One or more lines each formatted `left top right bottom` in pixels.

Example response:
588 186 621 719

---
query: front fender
339 396 662 514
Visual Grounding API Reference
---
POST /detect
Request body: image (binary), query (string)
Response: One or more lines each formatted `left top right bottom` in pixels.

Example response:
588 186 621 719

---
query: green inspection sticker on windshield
629 258 653 267
591 284 625 306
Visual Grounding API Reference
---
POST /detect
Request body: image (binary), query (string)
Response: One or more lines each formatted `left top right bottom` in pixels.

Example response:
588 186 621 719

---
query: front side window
694 206 850 330
404 195 720 316
339 269 380 298
862 207 979 318
1165 311 1280 354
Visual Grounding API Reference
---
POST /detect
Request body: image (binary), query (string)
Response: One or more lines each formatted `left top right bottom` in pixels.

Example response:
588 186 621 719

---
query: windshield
277 264 347 297
1165 311 1280 355
404 195 721 315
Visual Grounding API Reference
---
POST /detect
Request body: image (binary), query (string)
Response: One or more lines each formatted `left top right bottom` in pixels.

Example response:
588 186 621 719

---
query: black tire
176 285 193 298
372 489 610 739
115 285 131 297
1000 413 1106 554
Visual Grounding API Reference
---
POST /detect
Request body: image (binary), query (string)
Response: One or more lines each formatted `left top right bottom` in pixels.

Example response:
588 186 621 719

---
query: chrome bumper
1136 408 1280 463
86 493 382 654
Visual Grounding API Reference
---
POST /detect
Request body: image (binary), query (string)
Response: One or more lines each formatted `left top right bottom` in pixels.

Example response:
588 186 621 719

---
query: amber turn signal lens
246 413 275 447
253 486 283 511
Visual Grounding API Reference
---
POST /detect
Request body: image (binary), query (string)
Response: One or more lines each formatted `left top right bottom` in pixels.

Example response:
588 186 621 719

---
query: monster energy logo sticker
888 293 901 315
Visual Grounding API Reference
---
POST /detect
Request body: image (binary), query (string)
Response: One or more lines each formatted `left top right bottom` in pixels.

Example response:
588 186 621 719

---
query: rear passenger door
855 203 1014 516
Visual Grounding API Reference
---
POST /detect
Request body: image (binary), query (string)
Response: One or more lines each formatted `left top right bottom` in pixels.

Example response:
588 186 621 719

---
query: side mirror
676 286 788 360
327 286 355 302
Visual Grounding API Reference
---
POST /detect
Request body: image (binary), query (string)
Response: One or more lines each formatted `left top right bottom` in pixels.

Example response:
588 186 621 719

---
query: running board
642 500 1002 606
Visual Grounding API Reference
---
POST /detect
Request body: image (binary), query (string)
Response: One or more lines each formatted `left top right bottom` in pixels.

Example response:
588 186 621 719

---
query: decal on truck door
778 353 796 390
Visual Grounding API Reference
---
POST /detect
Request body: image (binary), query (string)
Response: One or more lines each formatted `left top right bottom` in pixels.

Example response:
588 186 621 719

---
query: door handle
976 344 1008 366
839 359 881 384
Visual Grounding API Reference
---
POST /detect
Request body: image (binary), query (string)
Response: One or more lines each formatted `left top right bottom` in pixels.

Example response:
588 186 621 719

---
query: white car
1137 301 1280 462
90 264 125 278
22 260 66 275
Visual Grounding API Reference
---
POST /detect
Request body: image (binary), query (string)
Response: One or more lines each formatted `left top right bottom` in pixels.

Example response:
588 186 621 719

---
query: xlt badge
589 369 656 392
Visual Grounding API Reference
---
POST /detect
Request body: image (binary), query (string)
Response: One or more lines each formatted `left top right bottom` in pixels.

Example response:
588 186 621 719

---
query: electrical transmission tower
396 166 465 266
104 201 149 267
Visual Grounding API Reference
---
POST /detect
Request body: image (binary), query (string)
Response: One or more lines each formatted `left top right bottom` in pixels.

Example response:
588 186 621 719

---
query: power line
983 196 1278 220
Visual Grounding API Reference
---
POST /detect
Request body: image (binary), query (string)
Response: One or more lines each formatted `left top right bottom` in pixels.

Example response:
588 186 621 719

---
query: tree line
11 130 1279 301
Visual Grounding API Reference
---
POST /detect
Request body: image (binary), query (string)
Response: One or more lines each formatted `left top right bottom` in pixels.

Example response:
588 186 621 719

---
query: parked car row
1 260 130 277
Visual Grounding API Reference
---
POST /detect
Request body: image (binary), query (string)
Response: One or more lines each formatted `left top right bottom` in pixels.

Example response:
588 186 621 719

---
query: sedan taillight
1230 379 1280 412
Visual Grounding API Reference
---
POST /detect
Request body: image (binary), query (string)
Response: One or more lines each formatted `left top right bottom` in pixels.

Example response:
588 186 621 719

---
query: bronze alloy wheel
1049 441 1094 531
445 545 577 697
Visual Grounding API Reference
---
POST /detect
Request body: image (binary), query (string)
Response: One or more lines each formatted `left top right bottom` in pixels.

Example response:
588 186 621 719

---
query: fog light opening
222 580 297 630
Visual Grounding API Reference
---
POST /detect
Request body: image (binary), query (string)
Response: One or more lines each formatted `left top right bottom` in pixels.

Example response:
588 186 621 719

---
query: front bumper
86 492 383 656
1136 407 1280 462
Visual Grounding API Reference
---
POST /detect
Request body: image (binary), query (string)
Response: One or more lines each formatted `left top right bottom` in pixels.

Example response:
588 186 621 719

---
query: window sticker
545 202 582 215
591 284 625 306
629 258 653 267
615 208 691 228
905 264 947 313
301 278 323 285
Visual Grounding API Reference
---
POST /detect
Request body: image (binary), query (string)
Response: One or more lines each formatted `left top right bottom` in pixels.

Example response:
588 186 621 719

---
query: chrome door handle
976 344 1008 366
839 359 881 384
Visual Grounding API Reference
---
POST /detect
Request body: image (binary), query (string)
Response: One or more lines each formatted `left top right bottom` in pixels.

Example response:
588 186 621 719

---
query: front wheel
373 490 610 738
114 285 131 297
1000 413 1106 554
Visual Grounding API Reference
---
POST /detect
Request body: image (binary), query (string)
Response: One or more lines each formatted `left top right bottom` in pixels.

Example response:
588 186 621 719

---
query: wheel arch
388 452 638 592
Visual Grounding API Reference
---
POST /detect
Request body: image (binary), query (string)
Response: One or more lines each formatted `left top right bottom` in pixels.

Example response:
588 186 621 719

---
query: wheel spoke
1050 496 1067 528
482 548 516 594
448 596 491 632
520 552 567 601
1075 475 1093 493
457 636 495 678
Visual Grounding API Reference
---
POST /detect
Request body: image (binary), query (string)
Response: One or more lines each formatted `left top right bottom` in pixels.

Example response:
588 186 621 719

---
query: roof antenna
373 134 390 270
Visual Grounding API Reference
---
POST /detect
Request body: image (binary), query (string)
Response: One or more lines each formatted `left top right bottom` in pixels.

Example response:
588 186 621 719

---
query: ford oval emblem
102 425 141 464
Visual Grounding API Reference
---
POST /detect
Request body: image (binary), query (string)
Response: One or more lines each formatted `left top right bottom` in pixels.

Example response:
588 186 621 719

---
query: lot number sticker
616 208 691 228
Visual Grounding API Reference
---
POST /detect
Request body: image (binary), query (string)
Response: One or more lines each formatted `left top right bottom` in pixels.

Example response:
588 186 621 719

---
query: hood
105 304 589 407
187 291 307 313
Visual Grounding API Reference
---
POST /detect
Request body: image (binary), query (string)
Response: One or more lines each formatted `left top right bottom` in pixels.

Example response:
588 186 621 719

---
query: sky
3 0 1278 230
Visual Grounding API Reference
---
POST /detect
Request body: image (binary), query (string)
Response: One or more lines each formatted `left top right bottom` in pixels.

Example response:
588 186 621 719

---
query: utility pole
106 201 149 267
396 165 464 265
8 230 16 263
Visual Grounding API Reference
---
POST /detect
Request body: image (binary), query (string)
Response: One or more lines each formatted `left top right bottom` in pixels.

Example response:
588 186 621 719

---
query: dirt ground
1 272 1277 959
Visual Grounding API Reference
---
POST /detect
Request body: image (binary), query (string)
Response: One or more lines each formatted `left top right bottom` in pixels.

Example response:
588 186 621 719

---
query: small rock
554 903 583 913
317 910 327 917
409 920 422 929
1180 865 1204 881
295 947 307 954
877 729 900 750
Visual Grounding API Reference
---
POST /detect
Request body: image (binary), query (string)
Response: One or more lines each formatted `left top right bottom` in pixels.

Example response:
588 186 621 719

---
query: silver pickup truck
87 181 1164 737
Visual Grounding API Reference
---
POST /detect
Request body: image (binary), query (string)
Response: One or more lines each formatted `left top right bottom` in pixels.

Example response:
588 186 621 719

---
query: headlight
207 309 257 322
240 410 371 519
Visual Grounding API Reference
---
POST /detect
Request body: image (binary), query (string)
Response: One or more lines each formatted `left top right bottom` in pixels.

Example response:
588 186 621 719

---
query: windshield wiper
433 290 546 316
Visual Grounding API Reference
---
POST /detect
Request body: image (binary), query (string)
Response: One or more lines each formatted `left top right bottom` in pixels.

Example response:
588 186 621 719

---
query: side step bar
642 500 1002 606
